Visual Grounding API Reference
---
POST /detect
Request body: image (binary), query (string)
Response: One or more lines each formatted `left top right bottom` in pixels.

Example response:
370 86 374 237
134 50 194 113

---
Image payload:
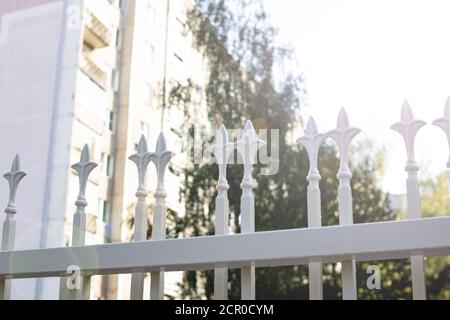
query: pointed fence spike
156 133 168 153
297 117 325 300
150 133 175 196
391 102 425 167
72 145 98 205
328 109 360 300
212 124 232 300
236 120 266 173
235 120 265 300
306 117 319 136
401 101 414 123
129 134 152 300
391 101 427 300
298 117 326 177
129 135 152 194
60 144 97 300
328 109 361 173
3 154 27 215
1 154 26 300
212 125 234 183
80 144 91 165
218 124 229 145
445 97 450 118
433 98 450 168
149 132 175 300
337 108 350 130
138 135 148 154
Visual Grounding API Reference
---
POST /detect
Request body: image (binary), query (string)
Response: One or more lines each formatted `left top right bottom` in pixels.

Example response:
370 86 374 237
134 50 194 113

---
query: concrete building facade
0 0 208 299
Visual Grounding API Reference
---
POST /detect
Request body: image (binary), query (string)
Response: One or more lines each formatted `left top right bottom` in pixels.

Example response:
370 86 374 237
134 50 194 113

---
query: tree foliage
163 0 448 300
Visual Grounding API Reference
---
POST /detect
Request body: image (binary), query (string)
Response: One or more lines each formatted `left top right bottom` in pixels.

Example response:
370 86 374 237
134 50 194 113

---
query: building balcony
79 53 108 90
83 0 120 48
73 71 114 140
83 8 113 48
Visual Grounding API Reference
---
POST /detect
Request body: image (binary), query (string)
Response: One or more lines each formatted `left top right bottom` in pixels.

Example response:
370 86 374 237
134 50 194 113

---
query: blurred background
0 0 448 299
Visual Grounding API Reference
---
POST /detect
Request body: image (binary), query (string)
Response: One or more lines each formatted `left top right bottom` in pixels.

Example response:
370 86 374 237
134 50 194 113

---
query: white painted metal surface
149 133 174 300
328 108 361 300
0 114 449 301
0 155 26 300
391 102 427 300
236 121 265 300
298 117 326 300
212 125 233 300
433 97 450 169
129 135 152 300
0 217 449 279
59 145 97 300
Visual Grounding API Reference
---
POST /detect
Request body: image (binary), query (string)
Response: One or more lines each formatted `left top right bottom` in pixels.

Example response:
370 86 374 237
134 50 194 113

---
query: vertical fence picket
328 108 360 300
149 133 174 300
236 120 265 300
297 118 325 300
0 155 26 300
391 102 427 300
432 97 450 173
59 144 97 300
212 125 233 300
129 135 152 300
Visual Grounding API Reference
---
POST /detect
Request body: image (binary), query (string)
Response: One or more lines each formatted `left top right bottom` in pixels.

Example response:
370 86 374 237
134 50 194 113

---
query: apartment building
109 0 209 300
0 0 208 300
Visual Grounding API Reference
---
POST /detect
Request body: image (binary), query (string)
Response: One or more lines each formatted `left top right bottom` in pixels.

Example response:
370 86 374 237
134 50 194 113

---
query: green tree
163 0 448 300
420 172 450 299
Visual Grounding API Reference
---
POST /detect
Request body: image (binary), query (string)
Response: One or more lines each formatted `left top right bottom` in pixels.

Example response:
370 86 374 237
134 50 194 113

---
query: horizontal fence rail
1 216 449 279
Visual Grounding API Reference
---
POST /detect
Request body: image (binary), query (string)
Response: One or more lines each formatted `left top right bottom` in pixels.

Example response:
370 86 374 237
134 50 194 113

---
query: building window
141 122 150 139
176 17 185 27
144 42 155 64
174 53 183 63
194 88 203 105
98 199 111 224
101 153 113 177
142 82 154 105
111 69 120 92
143 41 155 73
116 30 123 50
108 111 114 131
146 3 156 25
176 16 186 35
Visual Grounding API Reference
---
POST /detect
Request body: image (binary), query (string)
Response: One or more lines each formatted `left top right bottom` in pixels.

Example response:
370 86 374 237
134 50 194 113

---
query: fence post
0 155 26 300
432 97 450 171
149 133 174 300
391 102 427 300
59 144 97 300
297 117 326 300
129 135 152 300
328 108 361 300
212 125 233 300
236 120 265 300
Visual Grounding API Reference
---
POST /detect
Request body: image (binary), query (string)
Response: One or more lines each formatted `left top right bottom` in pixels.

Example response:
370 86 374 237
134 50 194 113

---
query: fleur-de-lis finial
432 97 450 167
3 154 27 215
72 144 97 205
236 120 266 185
297 117 326 177
129 135 152 194
149 133 175 196
391 101 426 167
212 125 234 187
328 108 361 172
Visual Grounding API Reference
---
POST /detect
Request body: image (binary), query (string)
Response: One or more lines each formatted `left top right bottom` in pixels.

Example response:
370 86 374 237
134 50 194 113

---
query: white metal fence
0 103 450 300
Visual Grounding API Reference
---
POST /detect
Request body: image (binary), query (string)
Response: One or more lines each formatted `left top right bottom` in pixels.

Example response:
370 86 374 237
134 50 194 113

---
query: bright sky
264 0 450 194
